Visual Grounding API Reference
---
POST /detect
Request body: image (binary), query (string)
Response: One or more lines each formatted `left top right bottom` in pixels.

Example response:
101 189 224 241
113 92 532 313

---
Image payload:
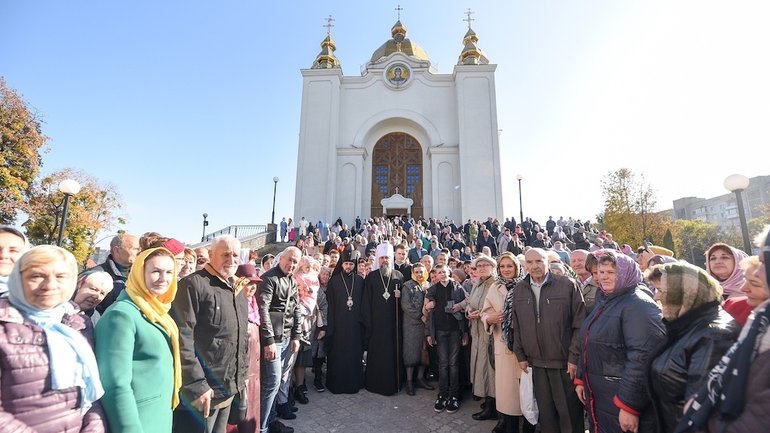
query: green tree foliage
23 168 123 264
671 219 720 267
663 228 675 252
0 77 48 224
601 168 671 248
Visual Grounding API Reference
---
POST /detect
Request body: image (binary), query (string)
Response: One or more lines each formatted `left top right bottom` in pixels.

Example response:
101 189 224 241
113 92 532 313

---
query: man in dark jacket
259 246 302 433
511 248 586 433
172 235 249 433
91 233 139 314
475 228 498 257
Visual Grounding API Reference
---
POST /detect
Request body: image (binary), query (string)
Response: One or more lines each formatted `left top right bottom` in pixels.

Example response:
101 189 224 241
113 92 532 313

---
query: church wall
454 68 504 221
335 162 358 223
294 73 342 224
435 161 460 223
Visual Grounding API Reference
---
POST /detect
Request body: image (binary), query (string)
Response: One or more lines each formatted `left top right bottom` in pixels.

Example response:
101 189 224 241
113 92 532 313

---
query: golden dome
457 27 489 65
312 34 340 69
370 20 431 63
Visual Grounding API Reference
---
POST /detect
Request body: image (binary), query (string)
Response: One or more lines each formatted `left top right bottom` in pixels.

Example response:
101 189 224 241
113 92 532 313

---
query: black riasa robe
362 268 405 396
325 271 365 394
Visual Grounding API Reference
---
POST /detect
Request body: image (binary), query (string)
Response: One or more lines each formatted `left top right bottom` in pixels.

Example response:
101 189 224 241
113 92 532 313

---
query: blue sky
2 1 768 245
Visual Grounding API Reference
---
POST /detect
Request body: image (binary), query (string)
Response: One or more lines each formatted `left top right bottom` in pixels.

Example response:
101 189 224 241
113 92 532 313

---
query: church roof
369 20 431 63
457 26 489 65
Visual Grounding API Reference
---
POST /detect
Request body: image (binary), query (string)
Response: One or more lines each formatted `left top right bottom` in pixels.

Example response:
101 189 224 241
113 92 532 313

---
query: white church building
293 17 504 225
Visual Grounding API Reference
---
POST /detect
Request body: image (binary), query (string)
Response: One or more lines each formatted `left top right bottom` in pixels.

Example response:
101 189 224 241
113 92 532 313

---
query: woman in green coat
95 247 182 433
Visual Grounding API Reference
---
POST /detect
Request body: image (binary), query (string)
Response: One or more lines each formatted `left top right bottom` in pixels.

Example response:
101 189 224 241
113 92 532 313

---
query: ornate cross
324 15 335 36
395 4 403 20
464 8 475 29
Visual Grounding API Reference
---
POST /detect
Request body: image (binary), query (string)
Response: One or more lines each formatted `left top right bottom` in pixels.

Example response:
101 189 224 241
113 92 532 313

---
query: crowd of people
0 213 769 433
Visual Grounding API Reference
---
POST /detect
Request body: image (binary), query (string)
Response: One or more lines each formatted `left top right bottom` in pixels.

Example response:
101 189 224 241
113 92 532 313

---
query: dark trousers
436 329 461 398
532 366 584 433
173 398 233 433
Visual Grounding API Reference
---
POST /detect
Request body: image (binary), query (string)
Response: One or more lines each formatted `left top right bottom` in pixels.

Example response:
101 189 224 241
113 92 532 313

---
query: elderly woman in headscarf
677 226 770 433
231 263 262 433
95 247 181 433
574 250 665 433
467 254 498 421
483 252 536 433
644 262 739 433
0 225 28 295
0 245 107 432
705 242 749 298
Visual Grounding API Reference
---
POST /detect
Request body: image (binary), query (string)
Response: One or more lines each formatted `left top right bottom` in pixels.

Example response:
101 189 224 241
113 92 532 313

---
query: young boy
425 264 468 413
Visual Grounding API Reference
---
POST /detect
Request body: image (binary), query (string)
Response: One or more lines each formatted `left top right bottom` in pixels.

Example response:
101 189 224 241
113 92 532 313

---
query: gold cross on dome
324 15 335 36
395 4 403 20
464 8 475 29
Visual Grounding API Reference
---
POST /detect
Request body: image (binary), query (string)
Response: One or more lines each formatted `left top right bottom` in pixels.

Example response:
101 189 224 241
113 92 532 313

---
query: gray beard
379 265 392 278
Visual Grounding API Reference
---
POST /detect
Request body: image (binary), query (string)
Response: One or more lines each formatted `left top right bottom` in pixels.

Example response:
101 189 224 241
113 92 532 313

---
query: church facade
294 18 504 225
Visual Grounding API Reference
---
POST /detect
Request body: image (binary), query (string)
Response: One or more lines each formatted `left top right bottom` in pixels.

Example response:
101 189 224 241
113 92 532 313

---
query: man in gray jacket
511 248 586 433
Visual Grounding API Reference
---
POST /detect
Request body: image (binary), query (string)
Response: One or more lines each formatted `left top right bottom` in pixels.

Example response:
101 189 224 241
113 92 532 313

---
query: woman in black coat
645 262 740 433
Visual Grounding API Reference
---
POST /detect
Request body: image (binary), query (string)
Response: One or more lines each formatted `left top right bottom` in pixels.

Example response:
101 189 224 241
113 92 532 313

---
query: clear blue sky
2 1 768 245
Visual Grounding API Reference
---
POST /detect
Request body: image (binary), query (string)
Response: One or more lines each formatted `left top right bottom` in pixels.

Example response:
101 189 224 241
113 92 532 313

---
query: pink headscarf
705 243 748 297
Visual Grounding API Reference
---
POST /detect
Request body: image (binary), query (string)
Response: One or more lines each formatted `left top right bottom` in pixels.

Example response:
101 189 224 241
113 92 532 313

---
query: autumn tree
23 168 123 264
600 168 670 248
671 219 720 267
0 77 48 224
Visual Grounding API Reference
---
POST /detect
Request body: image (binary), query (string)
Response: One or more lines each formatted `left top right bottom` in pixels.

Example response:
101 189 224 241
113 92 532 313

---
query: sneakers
313 375 325 392
445 397 460 414
434 396 447 413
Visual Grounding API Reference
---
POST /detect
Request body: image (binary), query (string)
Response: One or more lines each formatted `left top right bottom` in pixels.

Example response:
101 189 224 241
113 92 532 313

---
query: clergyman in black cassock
324 250 365 394
362 243 405 396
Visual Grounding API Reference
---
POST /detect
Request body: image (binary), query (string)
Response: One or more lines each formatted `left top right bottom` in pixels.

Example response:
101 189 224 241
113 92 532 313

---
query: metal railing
201 225 268 243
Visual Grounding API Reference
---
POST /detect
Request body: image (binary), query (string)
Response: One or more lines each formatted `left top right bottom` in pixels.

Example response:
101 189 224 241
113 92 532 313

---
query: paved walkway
281 376 498 433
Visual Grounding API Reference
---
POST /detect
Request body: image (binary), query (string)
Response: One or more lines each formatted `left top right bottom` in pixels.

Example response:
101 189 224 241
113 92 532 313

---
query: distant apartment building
672 175 770 229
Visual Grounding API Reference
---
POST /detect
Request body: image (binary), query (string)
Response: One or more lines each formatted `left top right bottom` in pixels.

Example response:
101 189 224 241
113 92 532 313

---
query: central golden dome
370 20 431 63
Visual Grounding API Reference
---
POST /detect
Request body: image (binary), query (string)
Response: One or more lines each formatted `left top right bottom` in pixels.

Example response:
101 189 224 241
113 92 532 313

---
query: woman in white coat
482 252 536 433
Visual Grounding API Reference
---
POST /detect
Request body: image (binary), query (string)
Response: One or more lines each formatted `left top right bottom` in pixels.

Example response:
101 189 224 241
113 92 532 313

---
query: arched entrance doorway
371 132 423 218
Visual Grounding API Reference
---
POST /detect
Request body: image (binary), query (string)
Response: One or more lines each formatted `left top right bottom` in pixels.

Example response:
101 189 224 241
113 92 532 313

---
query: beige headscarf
658 262 723 321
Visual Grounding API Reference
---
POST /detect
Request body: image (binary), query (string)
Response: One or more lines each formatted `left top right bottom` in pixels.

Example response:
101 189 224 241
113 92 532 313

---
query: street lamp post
56 179 81 247
271 176 279 225
201 213 209 242
516 174 523 225
724 174 752 253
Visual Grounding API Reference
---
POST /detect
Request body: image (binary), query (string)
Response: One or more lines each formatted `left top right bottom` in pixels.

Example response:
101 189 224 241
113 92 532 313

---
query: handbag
519 367 539 425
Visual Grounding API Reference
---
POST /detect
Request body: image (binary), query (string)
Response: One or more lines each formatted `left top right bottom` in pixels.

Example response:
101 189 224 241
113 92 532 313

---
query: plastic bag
520 366 539 425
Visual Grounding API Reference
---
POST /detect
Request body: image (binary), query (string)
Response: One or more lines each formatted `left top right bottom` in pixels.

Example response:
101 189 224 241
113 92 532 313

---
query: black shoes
293 384 309 405
445 397 460 414
406 381 416 396
434 396 447 412
268 420 294 433
276 402 297 420
472 397 497 420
